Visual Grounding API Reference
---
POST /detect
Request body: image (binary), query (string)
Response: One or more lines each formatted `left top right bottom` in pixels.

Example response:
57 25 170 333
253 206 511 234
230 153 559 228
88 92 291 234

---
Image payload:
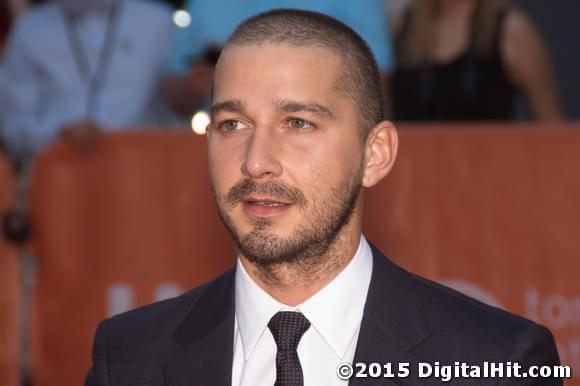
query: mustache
225 179 307 207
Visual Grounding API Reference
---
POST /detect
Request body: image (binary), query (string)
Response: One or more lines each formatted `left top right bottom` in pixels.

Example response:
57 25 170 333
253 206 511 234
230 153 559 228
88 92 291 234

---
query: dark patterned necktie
268 311 311 386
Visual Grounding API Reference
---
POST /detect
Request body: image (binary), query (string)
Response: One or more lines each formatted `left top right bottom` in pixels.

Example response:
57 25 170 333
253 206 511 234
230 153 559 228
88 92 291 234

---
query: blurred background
1 0 579 385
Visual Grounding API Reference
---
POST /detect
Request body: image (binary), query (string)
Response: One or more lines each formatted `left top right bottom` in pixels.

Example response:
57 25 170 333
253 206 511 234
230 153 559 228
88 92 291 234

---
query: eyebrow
210 98 335 119
210 100 247 116
275 99 335 119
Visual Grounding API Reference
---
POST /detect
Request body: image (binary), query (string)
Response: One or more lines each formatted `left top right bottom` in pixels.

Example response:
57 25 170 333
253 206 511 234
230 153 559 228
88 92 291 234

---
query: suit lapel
350 246 430 386
163 246 431 386
164 268 236 386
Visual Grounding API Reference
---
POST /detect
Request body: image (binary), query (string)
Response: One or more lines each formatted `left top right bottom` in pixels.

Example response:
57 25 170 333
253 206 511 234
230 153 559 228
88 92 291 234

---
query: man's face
208 44 365 268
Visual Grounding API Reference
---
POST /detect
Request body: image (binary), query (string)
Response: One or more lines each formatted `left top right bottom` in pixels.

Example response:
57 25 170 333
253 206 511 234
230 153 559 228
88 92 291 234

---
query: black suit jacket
85 246 562 385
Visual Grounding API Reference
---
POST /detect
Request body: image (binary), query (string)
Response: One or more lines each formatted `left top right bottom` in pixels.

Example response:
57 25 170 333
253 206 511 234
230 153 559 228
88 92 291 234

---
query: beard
214 167 363 270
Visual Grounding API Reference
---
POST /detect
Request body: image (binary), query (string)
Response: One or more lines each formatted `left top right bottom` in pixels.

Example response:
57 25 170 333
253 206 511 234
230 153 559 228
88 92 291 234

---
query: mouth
242 197 293 217
245 199 290 206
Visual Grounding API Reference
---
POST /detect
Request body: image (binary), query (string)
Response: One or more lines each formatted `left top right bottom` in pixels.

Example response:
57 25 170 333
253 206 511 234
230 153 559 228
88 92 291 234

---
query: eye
217 120 248 133
287 118 314 130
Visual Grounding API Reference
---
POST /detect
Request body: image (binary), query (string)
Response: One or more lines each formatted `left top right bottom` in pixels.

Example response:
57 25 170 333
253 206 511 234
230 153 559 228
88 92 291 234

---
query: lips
242 197 292 217
248 201 287 207
243 196 291 206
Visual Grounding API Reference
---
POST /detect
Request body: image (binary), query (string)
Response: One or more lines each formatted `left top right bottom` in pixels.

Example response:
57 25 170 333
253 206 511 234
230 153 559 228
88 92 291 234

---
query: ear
361 121 398 188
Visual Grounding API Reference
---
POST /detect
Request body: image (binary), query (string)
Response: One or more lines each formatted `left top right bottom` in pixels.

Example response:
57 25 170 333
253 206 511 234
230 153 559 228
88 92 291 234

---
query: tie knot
268 311 310 351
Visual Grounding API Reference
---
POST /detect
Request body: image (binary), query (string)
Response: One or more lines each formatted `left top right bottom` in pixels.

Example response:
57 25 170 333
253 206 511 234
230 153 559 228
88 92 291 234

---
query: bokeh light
172 10 191 28
191 110 210 135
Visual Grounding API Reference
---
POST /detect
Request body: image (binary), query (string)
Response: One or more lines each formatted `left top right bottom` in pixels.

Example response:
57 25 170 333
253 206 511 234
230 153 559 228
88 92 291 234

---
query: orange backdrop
28 125 579 386
364 124 580 385
28 133 236 386
0 153 19 386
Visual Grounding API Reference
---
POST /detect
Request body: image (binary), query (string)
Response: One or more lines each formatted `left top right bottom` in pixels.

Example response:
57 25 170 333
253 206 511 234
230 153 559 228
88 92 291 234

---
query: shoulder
375 253 557 360
409 270 547 339
120 0 173 40
123 0 173 22
8 3 60 43
500 6 544 58
411 270 558 362
98 268 234 344
17 2 58 23
85 268 235 384
413 274 560 365
499 6 543 56
498 6 550 86
502 6 537 39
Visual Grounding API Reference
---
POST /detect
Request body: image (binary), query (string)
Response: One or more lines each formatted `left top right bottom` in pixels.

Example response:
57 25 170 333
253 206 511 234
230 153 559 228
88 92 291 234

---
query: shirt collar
235 235 373 359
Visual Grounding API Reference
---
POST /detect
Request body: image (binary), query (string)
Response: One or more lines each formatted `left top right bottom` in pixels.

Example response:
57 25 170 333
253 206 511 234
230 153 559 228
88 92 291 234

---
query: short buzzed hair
224 9 385 139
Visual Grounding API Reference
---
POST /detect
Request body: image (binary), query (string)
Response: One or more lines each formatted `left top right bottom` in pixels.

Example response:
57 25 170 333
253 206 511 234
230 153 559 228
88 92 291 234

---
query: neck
240 212 362 306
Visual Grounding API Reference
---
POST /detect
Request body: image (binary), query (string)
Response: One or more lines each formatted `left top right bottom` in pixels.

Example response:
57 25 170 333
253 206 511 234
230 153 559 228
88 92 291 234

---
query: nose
241 126 283 179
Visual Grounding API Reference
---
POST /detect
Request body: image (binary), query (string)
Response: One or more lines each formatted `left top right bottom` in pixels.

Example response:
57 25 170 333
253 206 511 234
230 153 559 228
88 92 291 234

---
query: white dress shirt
232 235 373 386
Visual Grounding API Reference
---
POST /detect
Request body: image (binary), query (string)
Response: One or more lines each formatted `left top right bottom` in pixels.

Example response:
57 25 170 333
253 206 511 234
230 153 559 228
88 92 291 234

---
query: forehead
212 43 345 107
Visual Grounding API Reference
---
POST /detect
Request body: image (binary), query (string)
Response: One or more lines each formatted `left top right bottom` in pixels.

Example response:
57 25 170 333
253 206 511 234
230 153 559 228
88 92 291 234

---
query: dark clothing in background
393 9 516 121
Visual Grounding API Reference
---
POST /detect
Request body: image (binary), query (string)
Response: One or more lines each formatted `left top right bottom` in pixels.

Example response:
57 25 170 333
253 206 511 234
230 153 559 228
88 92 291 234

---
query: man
0 0 174 163
85 9 561 386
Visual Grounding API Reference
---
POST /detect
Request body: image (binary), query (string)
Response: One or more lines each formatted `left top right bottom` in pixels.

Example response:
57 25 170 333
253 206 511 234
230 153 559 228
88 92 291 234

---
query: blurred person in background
163 0 394 118
0 3 174 383
0 0 174 168
0 0 30 153
391 0 563 121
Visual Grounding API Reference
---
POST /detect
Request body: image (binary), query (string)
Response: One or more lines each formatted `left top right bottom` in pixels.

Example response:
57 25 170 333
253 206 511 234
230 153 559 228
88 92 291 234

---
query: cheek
283 142 328 182
208 148 237 197
288 136 361 183
285 148 347 204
